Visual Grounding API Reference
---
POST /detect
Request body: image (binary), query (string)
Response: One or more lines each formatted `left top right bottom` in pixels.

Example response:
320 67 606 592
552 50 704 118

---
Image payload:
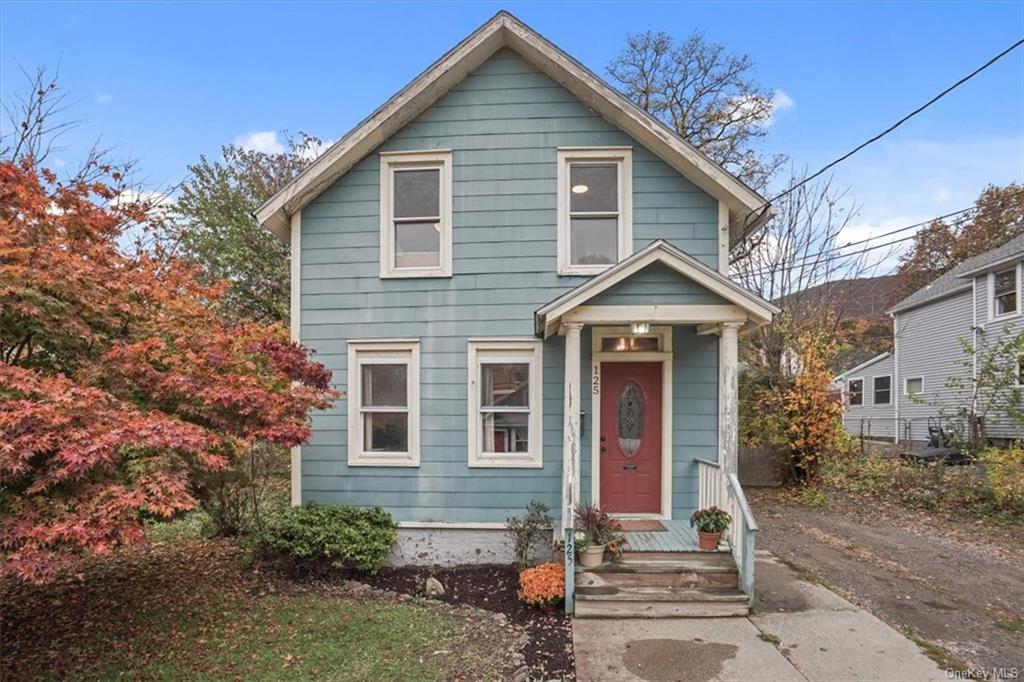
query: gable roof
255 11 772 243
534 240 780 337
834 351 892 381
890 233 1024 314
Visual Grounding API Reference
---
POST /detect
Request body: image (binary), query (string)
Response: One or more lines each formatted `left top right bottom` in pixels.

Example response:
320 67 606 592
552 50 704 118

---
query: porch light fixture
630 322 650 336
571 184 589 194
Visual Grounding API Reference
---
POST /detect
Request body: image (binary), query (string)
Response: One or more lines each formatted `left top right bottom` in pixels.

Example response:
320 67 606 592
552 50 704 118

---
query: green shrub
982 447 1024 511
506 500 553 567
257 504 397 573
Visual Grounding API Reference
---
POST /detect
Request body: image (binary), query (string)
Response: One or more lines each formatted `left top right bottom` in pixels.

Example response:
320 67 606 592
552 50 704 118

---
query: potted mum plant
574 503 626 567
690 506 731 550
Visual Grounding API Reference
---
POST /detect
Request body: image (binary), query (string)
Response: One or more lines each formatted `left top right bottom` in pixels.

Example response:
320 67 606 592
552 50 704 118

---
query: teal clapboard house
257 12 778 616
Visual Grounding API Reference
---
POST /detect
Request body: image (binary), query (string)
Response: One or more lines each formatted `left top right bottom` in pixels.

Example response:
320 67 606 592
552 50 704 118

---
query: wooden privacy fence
737 445 783 487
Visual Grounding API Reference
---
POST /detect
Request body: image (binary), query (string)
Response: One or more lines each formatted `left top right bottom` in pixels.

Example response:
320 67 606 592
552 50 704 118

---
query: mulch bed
363 564 575 679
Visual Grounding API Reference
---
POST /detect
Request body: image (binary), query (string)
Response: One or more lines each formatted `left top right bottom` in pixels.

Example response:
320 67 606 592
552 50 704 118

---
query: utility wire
740 36 1024 233
741 189 1024 278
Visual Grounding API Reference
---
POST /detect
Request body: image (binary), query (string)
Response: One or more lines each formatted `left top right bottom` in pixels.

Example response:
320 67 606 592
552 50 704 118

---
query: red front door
600 362 662 514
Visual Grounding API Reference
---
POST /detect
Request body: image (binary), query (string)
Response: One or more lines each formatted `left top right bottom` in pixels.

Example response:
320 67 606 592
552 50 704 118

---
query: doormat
616 520 666 532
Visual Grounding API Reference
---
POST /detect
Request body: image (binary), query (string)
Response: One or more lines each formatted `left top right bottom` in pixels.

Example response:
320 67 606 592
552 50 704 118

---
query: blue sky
2 1 1022 269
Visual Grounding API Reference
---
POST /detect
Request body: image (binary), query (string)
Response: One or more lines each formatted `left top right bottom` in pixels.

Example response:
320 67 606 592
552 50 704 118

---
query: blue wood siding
299 49 722 522
588 262 727 307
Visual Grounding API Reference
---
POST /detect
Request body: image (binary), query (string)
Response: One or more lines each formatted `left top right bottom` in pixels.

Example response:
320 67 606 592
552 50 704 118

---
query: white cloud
234 130 285 154
110 189 172 216
96 91 113 104
296 137 336 162
52 157 67 168
732 89 795 128
931 187 952 204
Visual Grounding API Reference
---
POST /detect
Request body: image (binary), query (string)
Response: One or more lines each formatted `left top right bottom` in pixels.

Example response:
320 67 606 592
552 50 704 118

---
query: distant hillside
777 275 905 372
777 275 904 320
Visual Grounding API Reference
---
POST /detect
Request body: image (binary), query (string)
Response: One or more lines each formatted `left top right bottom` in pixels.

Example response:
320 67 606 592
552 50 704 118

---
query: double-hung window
379 150 452 278
873 375 892 406
991 265 1019 319
347 340 420 466
467 340 543 468
557 148 632 275
848 378 863 406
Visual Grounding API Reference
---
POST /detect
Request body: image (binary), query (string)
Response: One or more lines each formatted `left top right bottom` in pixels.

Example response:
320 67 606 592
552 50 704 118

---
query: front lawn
0 540 520 681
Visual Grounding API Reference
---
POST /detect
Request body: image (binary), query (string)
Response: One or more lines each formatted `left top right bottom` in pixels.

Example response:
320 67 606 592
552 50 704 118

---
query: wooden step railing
695 458 758 604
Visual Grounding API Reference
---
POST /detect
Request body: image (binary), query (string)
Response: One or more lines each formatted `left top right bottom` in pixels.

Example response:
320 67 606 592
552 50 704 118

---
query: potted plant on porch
573 503 626 567
690 506 731 550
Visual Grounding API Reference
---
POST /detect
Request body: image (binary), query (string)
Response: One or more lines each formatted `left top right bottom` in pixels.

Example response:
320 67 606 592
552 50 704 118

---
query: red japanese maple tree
0 159 335 582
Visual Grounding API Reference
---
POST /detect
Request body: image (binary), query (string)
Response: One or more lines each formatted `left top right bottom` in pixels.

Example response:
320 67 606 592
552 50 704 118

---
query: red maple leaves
0 159 336 582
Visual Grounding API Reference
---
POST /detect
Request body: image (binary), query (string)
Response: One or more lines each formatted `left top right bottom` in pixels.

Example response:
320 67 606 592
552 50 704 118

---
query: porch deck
620 519 701 553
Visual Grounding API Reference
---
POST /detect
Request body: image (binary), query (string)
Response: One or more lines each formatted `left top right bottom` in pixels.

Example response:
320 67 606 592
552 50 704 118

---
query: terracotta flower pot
578 544 606 567
697 531 722 551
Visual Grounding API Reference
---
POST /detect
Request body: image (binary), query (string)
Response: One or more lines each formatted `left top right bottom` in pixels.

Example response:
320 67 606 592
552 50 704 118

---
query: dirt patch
362 564 574 680
751 488 1024 672
621 638 738 682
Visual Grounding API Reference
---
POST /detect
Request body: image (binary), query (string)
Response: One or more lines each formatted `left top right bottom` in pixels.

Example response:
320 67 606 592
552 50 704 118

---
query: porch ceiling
534 240 779 338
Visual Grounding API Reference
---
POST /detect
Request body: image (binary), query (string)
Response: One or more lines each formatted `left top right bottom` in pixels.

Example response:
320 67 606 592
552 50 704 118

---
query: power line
741 189 1024 278
741 36 1024 233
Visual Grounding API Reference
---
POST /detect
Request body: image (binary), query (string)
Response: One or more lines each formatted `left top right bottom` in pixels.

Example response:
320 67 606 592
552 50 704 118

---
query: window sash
477 356 533 456
848 379 863 406
568 161 620 266
873 376 891 404
357 358 410 455
993 266 1019 317
379 151 451 278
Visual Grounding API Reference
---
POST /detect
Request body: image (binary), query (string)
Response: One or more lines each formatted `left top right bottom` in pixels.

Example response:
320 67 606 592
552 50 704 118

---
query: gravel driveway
750 489 1024 676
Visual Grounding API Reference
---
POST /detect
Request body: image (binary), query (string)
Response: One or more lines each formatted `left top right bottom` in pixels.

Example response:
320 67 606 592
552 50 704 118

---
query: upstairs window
992 265 1019 318
379 150 452 278
557 148 632 275
848 378 863 406
873 375 892 405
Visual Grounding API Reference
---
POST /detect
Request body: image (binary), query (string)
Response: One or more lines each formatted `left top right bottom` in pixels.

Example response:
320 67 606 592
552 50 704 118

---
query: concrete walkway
573 552 949 682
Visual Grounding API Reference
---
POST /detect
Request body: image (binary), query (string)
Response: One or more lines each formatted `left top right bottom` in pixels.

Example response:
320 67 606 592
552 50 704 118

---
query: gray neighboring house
837 233 1024 445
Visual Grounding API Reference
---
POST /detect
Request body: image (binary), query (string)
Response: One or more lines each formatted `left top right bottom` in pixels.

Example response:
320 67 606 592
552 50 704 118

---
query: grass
996 619 1024 634
904 632 969 673
1 540 512 681
757 632 781 646
129 596 471 681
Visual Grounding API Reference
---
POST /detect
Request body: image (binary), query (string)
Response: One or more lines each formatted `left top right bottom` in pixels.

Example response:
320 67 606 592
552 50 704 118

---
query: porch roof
534 240 780 338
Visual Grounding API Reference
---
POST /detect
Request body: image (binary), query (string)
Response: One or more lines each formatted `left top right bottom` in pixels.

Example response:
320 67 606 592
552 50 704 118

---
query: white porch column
719 321 742 475
560 322 583 615
561 322 584 525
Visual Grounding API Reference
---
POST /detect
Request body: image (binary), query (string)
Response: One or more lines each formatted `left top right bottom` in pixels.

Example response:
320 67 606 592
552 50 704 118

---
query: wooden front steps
575 551 749 618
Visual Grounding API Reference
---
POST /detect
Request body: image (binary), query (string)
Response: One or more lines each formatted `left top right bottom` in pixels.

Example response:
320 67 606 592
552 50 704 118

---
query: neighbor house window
991 265 1019 318
347 340 420 466
873 375 892 405
467 340 543 468
905 377 924 398
848 378 863 406
557 147 632 275
379 150 452 278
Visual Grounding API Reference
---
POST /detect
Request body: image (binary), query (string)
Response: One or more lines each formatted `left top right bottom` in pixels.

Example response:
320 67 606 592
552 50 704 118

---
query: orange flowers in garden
517 562 565 607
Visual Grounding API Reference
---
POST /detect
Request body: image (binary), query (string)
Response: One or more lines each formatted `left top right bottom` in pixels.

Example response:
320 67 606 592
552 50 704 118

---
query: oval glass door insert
617 380 644 457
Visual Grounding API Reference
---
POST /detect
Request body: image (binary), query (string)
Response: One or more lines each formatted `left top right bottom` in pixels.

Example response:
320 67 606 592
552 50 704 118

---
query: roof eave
255 11 769 242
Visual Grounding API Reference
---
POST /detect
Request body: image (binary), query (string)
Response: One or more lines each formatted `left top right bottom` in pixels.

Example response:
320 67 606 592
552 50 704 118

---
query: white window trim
347 340 420 467
904 376 924 397
379 150 453 279
467 339 543 468
556 147 633 276
847 377 864 406
988 262 1021 322
873 374 892 406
